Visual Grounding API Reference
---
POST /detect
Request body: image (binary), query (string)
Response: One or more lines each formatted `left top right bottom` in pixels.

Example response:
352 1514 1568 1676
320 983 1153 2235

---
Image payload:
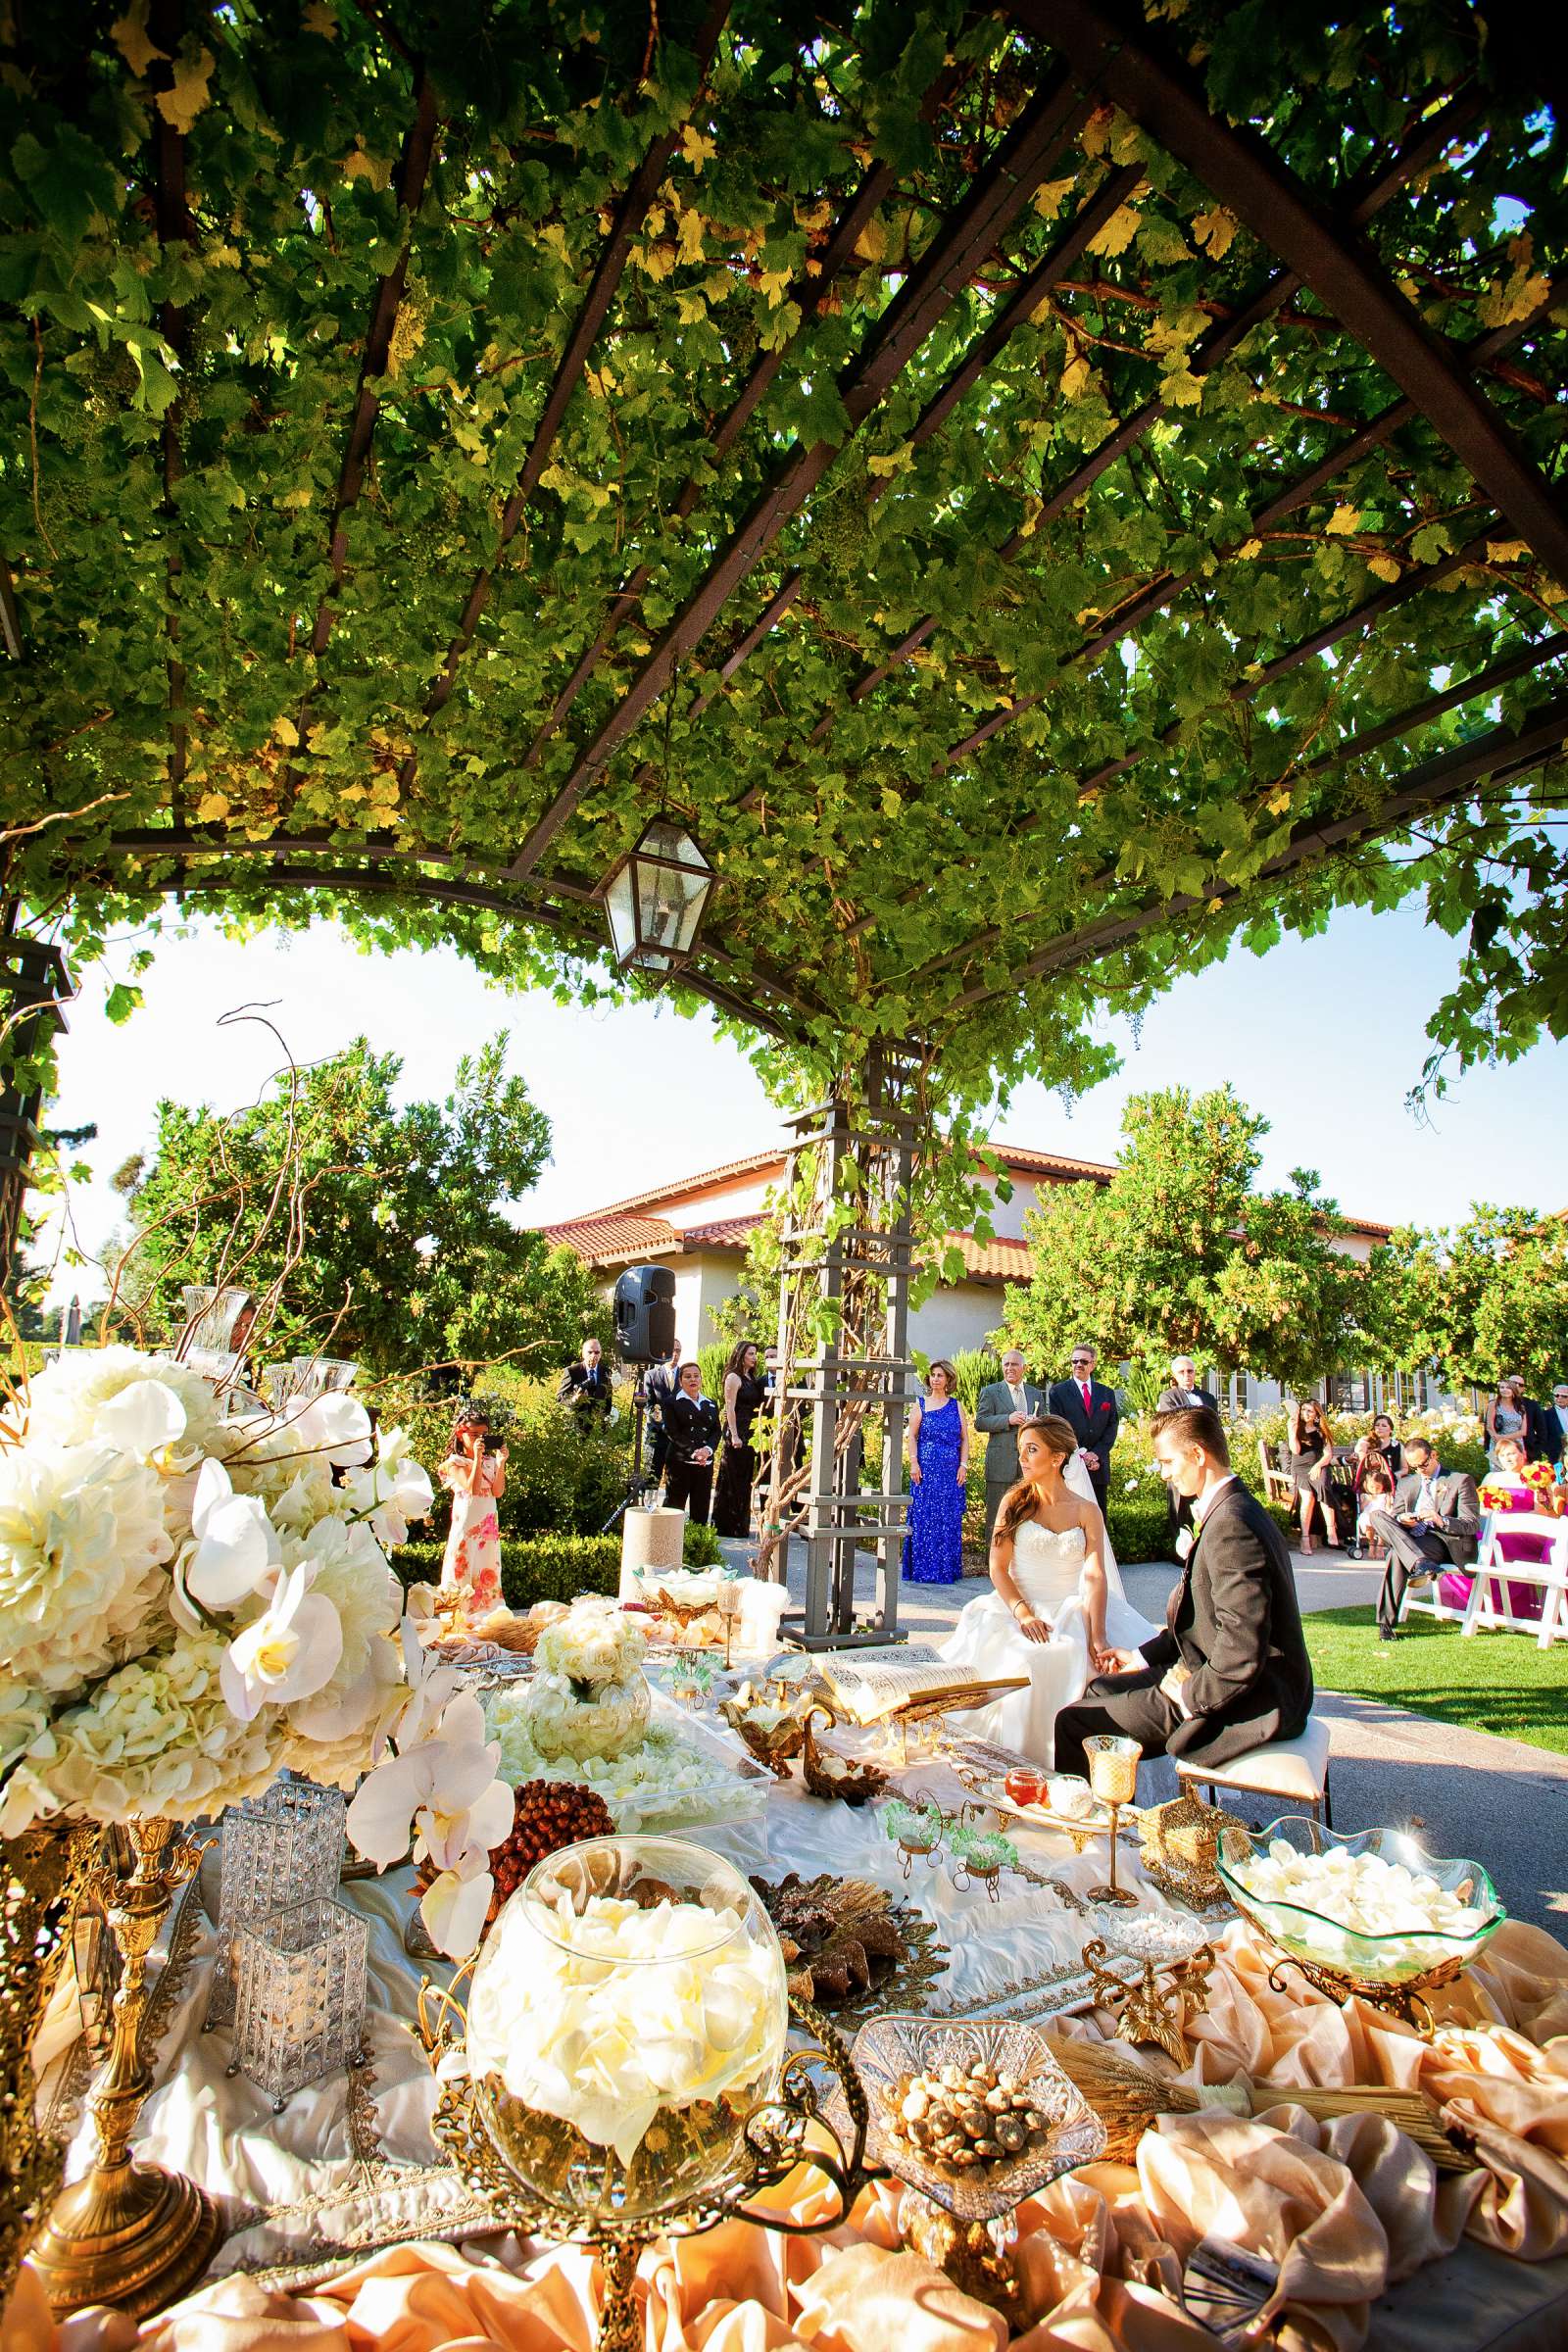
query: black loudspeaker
612 1263 677 1360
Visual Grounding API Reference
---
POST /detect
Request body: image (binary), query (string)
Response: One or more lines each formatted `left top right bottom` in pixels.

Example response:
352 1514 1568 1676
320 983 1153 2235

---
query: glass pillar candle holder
229 1896 368 2110
207 1777 347 2028
1084 1736 1141 1908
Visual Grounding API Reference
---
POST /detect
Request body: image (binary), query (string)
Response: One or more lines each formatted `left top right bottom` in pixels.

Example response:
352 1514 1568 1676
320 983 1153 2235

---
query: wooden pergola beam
910 632 1566 985
515 62 969 773
814 84 1486 739
0 556 22 662
406 0 731 763
506 71 1100 880
124 862 798 1044
1013 0 1568 584
309 69 440 662
950 692 1568 1013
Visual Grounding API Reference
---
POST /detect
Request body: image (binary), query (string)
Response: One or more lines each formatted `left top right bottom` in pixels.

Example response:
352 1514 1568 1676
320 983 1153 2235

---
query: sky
32 894 1568 1307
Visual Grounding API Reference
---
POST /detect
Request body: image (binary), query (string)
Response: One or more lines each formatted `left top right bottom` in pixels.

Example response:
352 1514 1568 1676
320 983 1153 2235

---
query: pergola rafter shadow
2 0 1566 1107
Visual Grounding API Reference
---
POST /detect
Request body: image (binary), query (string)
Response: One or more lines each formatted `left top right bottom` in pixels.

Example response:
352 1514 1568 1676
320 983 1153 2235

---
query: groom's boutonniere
1175 1526 1195 1561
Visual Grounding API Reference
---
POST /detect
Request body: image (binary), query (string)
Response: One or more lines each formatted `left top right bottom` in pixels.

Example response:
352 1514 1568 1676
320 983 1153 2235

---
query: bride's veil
1063 1446 1127 1598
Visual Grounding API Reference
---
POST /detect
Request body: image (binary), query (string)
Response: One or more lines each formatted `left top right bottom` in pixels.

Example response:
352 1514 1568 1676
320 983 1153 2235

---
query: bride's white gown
938 1467 1157 1766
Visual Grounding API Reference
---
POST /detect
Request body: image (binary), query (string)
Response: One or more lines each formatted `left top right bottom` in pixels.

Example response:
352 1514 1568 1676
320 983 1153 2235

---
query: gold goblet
1084 1736 1140 1907
715 1577 744 1672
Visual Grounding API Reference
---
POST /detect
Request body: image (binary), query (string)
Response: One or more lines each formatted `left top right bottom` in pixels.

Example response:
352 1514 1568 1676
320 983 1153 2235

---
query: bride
939 1413 1157 1767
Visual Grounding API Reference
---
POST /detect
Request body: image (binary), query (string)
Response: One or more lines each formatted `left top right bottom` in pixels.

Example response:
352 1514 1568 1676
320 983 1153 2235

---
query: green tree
1362 1207 1568 1395
117 1037 605 1381
5 1117 97 1336
1000 1086 1364 1393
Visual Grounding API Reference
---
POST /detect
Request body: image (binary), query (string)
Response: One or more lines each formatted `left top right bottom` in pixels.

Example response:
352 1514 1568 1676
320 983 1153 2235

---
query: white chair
1457 1512 1568 1648
1175 1714 1333 1828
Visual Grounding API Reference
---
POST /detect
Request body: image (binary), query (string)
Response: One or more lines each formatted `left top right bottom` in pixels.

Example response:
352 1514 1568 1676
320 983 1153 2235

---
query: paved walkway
717 1533 1568 1932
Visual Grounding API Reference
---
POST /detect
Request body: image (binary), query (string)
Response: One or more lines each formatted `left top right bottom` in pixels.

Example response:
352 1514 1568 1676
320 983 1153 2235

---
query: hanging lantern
601 817 715 979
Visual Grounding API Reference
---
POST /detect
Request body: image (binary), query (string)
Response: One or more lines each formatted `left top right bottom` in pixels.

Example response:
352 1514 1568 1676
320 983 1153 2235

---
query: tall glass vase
29 1818 222 2319
0 1820 102 2317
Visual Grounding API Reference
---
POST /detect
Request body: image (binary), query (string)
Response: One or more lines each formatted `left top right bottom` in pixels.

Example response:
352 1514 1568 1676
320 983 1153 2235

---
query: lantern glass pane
605 862 638 965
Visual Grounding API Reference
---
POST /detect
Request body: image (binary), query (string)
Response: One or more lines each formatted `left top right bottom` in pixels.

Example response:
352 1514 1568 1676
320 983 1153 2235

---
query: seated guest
664 1358 721 1525
1355 1414 1403 1482
1544 1382 1568 1468
1362 1435 1480 1641
1462 1434 1549 1623
1354 1460 1396 1556
1054 1406 1313 1781
557 1337 612 1430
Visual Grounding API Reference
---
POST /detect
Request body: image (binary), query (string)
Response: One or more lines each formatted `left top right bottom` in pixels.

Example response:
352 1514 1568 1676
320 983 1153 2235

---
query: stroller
1317 1451 1361 1554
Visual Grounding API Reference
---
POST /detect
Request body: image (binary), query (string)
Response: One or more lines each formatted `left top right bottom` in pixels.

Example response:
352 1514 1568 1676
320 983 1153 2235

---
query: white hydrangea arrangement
486 1689 766 1835
0 1347 513 1956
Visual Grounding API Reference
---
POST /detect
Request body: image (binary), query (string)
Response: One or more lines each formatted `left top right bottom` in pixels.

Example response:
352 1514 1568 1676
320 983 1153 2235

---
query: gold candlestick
1084 1736 1140 1908
30 1818 222 2318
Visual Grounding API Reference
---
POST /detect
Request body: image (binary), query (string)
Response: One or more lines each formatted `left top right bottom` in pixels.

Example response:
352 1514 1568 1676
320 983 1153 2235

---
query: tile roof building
539 1142 1398 1410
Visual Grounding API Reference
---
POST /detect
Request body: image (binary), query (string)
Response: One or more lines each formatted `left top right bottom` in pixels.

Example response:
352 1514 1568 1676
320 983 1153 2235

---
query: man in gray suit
974 1348 1046 1551
1363 1436 1480 1640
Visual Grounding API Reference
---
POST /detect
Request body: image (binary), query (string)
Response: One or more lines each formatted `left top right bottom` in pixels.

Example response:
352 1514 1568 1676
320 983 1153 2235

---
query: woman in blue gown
902 1359 969 1585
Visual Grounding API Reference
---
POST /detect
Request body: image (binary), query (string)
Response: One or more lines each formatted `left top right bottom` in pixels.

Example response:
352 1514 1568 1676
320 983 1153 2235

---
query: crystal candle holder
207 1777 346 2027
230 1895 367 2110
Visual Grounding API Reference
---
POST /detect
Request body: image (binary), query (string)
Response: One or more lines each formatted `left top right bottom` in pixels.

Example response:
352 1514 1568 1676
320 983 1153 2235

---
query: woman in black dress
712 1341 765 1537
665 1359 721 1525
1287 1396 1339 1554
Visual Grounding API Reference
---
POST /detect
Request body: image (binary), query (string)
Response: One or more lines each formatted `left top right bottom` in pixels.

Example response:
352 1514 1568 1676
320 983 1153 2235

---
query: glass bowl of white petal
466 1836 789 2222
1216 1817 1504 2009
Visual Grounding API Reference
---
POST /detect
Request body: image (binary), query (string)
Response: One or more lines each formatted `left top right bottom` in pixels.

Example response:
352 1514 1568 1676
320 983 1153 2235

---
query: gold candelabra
0 1820 103 2312
30 1818 222 2319
1084 1736 1141 1908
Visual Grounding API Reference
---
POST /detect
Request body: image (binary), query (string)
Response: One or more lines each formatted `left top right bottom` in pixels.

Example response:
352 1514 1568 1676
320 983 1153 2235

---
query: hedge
393 1531 620 1611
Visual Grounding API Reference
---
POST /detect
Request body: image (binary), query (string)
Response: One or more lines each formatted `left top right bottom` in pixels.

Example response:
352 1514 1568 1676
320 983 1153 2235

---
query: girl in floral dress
439 1410 507 1617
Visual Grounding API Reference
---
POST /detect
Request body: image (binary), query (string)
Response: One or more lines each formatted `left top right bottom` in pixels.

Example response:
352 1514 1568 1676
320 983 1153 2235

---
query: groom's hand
1101 1646 1144 1676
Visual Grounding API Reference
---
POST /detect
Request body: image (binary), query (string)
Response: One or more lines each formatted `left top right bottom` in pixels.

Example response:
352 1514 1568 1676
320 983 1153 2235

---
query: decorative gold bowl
718 1686 807 1779
801 1707 889 1806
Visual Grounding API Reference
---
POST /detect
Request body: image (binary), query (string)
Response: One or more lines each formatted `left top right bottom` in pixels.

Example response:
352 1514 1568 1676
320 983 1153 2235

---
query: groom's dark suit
1054 1476 1313 1776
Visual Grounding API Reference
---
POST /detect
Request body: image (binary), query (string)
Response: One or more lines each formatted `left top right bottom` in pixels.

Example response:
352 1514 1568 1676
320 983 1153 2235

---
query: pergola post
774 1047 921 1650
0 925 76 1285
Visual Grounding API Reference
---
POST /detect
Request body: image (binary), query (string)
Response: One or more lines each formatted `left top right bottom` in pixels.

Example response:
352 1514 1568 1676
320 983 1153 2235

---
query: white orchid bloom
418 1846 498 1959
220 1564 344 1722
175 1458 282 1621
388 1617 462 1752
94 1377 188 1461
280 1392 374 1470
345 1718 506 1868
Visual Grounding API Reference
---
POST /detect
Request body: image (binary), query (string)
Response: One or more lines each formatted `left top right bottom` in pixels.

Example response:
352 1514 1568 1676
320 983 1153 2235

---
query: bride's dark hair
994 1414 1079 1545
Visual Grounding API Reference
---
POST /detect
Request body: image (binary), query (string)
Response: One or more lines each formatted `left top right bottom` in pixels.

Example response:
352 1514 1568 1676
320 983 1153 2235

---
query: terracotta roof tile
680 1214 761 1248
940 1232 1035 1283
539 1211 680 1266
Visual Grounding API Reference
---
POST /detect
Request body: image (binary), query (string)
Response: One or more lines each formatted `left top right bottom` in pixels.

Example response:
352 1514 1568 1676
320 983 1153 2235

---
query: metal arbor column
775 1050 920 1650
0 932 76 1283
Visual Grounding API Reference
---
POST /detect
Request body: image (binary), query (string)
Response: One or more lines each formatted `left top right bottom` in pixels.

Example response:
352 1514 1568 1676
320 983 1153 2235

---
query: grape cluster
485 1781 615 1922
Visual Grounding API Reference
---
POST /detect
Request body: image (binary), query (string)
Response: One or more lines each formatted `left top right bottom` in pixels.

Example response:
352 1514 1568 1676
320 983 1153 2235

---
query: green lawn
1303 1607 1568 1758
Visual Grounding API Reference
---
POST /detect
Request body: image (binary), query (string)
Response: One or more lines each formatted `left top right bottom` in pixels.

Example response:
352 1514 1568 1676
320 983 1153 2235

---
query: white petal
96 1377 187 1457
190 1454 233 1537
186 1494 280 1609
420 1861 492 1958
465 1776 515 1853
346 1748 425 1864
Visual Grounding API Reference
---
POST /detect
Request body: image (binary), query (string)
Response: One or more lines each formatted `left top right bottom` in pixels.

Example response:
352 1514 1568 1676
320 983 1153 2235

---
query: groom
1054 1405 1313 1777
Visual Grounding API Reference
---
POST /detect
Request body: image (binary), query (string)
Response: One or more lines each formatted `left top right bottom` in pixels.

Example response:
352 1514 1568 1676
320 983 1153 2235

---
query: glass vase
523 1668 651 1764
230 1895 368 2110
207 1777 346 2028
466 1835 788 2223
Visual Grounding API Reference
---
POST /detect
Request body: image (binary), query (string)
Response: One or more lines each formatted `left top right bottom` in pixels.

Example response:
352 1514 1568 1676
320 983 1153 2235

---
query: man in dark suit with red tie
1048 1344 1120 1517
1054 1405 1314 1778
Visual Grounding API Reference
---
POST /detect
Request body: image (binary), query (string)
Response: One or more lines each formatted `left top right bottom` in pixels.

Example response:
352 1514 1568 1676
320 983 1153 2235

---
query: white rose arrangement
533 1603 647 1690
0 1346 511 1956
